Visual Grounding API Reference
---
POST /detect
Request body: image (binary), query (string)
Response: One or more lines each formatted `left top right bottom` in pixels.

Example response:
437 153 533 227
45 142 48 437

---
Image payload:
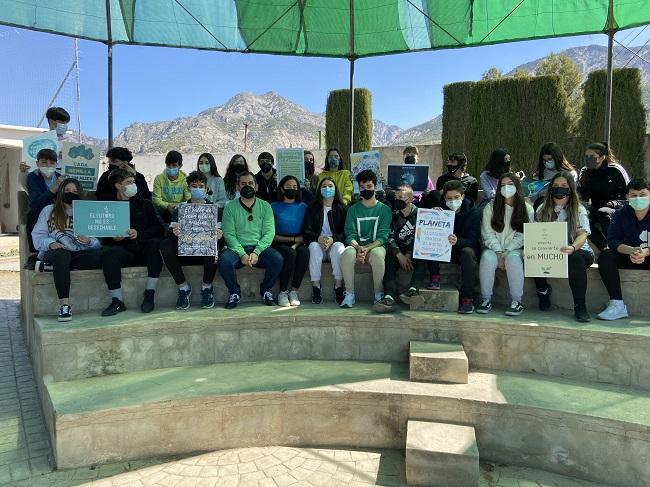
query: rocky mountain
389 115 442 146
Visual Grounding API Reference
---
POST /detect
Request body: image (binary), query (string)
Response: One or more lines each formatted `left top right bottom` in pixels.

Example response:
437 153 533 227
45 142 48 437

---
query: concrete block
405 420 479 487
409 341 468 384
409 288 459 312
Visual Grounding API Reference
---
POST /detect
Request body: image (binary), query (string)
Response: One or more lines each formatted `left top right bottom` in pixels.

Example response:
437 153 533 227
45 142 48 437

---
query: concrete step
405 420 479 487
42 363 650 487
407 288 459 312
409 341 468 384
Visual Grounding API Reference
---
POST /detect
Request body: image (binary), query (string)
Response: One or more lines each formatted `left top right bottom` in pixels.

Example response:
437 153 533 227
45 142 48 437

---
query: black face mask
240 185 256 199
283 188 298 200
359 189 375 200
233 164 245 173
447 164 459 174
404 155 416 164
304 162 314 175
260 162 273 173
550 187 571 199
63 192 80 205
393 199 407 211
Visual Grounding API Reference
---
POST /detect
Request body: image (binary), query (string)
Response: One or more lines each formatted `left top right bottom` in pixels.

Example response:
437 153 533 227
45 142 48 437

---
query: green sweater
222 198 275 257
344 200 392 246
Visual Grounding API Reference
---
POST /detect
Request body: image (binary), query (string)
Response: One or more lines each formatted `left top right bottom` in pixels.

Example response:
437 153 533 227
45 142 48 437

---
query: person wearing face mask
153 150 191 223
96 147 151 201
596 178 650 320
223 154 249 200
534 172 593 322
478 173 534 316
479 149 512 202
425 180 480 313
340 170 392 308
159 171 223 310
24 149 63 269
577 142 630 251
529 143 577 208
401 146 435 195
373 185 429 313
196 152 228 208
302 178 347 305
435 153 479 206
317 147 353 205
301 150 318 203
271 176 309 307
100 169 165 317
254 152 278 203
31 178 102 322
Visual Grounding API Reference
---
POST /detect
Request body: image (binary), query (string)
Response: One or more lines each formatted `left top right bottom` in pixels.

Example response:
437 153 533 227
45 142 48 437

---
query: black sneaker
141 289 155 313
505 300 524 316
334 286 345 305
476 299 492 314
574 304 591 323
200 286 215 309
262 291 276 306
101 298 126 317
399 287 424 306
225 293 240 309
458 298 475 314
23 254 37 270
426 275 441 290
176 286 192 310
372 295 396 313
312 286 322 304
57 304 72 322
537 286 552 311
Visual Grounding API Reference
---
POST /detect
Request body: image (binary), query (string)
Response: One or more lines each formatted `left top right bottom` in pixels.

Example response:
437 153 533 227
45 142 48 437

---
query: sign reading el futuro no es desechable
72 201 130 238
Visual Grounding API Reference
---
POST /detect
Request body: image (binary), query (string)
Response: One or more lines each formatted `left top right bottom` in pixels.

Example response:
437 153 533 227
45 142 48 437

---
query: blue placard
73 200 130 237
387 164 429 192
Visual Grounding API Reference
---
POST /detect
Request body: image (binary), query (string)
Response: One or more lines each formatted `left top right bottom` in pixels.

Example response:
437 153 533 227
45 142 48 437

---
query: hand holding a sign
560 245 575 254
127 229 138 240
172 224 180 237
216 229 223 240
19 162 31 173
448 234 458 246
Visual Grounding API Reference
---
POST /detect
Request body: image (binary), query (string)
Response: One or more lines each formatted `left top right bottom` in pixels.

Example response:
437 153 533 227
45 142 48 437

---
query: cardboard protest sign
61 142 101 190
524 222 568 278
73 200 130 237
276 148 305 182
413 208 455 262
178 204 219 257
22 131 59 170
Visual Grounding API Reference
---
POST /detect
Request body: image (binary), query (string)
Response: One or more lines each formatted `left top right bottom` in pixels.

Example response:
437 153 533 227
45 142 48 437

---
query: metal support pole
348 0 355 161
74 39 82 142
603 0 615 146
106 0 114 149
318 130 322 150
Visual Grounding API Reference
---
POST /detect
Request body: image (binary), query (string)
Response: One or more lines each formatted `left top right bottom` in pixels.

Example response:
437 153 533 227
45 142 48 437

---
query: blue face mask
544 159 556 170
190 187 206 200
166 167 179 178
55 123 68 136
328 157 340 169
321 186 335 199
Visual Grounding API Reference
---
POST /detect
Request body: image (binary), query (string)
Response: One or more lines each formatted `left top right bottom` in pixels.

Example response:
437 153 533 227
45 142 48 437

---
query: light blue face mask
55 123 68 136
321 186 335 198
544 159 556 170
166 167 179 178
628 196 650 211
190 187 206 200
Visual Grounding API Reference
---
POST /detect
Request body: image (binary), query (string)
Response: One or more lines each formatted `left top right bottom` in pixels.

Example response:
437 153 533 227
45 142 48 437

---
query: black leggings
598 248 650 300
534 249 593 306
273 243 309 291
159 238 217 286
42 248 102 299
101 239 163 290
588 211 611 251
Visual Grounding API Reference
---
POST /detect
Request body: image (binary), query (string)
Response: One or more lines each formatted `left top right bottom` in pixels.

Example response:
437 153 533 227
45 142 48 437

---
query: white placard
22 131 59 170
276 148 305 183
413 208 455 262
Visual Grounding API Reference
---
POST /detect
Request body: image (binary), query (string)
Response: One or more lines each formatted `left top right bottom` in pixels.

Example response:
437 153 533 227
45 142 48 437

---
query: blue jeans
218 246 283 296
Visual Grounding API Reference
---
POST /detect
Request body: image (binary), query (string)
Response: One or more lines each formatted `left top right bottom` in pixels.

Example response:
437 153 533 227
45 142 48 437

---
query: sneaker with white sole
57 304 72 322
340 292 355 308
288 290 301 306
225 293 240 309
505 300 524 316
278 291 291 307
263 291 276 306
476 298 492 314
400 287 424 306
597 300 629 321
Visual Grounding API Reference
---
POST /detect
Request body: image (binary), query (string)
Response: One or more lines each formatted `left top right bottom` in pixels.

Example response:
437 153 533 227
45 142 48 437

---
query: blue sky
0 25 629 139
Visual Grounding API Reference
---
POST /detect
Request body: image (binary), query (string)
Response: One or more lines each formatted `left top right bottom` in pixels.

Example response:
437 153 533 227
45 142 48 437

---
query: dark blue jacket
442 197 480 251
26 170 61 210
607 204 650 250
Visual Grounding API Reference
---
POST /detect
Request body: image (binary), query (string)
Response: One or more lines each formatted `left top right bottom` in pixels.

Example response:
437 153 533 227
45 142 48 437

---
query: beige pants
340 246 386 294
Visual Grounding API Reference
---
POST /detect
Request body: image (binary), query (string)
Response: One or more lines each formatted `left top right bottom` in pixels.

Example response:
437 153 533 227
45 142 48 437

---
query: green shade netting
0 0 649 58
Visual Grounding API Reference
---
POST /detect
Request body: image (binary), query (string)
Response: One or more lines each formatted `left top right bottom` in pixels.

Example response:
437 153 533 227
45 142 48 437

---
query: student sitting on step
31 178 102 322
339 170 392 308
427 180 480 314
596 178 650 321
478 173 534 317
218 171 283 309
160 171 223 310
24 149 62 270
153 150 191 223
534 172 593 323
100 169 165 317
373 184 428 314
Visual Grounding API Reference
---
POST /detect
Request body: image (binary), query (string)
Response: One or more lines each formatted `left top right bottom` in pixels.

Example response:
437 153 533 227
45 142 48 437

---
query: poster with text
413 208 455 262
387 164 429 192
61 142 101 191
350 151 383 194
524 222 568 278
276 148 305 183
178 204 219 257
73 200 130 237
22 131 59 170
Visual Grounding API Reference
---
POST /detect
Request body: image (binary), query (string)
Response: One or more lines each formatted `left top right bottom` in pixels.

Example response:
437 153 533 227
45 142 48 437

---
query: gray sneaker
278 291 290 307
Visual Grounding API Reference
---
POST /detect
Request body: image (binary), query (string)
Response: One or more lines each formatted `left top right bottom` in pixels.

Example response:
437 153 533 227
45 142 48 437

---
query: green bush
580 68 647 177
441 76 570 177
325 88 372 168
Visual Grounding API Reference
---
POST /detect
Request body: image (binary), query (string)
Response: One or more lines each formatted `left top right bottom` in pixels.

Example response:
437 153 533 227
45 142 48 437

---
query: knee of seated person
459 246 477 260
308 241 321 251
481 249 498 262
331 241 345 251
48 247 70 262
504 252 521 263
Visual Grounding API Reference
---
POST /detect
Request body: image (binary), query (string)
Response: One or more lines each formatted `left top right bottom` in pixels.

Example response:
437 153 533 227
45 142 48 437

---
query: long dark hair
313 177 344 207
485 148 511 178
587 142 619 165
197 153 220 177
537 142 575 179
323 147 344 171
49 178 83 231
538 171 581 240
491 172 529 233
277 175 302 202
224 154 249 197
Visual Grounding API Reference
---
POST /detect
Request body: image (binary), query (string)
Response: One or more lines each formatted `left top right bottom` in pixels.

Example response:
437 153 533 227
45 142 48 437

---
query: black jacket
442 198 480 251
578 163 628 215
302 201 347 244
255 170 278 203
96 165 151 201
387 204 418 256
435 172 479 205
103 195 164 246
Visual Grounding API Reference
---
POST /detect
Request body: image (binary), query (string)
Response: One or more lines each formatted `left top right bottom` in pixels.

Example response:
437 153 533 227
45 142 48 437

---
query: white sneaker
278 291 291 307
288 290 301 306
597 300 629 321
340 292 356 308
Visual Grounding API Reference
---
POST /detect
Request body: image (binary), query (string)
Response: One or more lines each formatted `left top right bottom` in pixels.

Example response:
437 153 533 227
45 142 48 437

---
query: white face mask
123 183 138 198
500 184 517 198
446 199 463 212
40 167 56 178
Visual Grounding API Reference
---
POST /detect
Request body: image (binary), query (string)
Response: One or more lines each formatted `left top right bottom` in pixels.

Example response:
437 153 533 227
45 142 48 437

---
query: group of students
20 107 649 325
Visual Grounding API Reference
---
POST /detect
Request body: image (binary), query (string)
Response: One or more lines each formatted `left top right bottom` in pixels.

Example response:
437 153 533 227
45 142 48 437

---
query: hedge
325 88 372 168
580 68 647 177
441 76 570 177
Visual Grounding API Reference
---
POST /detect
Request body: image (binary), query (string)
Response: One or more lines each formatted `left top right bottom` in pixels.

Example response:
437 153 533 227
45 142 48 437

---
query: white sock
202 283 212 290
179 283 190 292
146 277 158 291
110 288 123 301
